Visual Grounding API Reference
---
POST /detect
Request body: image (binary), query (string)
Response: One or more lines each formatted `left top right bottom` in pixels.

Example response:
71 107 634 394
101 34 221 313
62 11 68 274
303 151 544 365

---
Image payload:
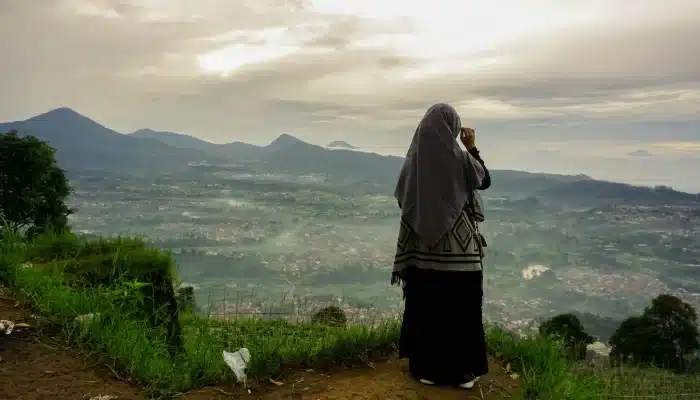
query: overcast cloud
1 0 699 190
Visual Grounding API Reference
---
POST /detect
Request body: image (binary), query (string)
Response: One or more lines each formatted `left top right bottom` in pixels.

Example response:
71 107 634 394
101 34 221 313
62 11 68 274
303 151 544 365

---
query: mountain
486 170 593 198
535 179 699 206
133 129 598 193
3 108 697 205
0 108 220 176
131 129 264 160
265 133 315 152
328 140 356 150
218 141 264 161
130 129 218 152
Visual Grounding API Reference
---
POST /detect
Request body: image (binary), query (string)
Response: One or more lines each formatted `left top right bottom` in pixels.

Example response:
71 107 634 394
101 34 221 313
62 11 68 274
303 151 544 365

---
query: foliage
0 131 73 236
25 231 145 263
0 231 401 394
176 285 196 313
539 313 595 360
311 305 348 327
3 230 699 398
487 326 601 399
610 294 699 371
25 232 183 352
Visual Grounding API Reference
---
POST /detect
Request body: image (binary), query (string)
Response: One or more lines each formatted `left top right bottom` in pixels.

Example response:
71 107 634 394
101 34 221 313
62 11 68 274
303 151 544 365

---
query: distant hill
130 129 263 160
261 140 403 185
2 108 697 205
536 179 699 205
266 133 311 152
328 140 357 150
130 129 217 152
0 108 222 176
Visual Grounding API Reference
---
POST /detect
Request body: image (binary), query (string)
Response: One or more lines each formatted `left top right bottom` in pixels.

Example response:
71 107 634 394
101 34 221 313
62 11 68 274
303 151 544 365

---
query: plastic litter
0 320 15 335
223 348 251 387
74 313 101 326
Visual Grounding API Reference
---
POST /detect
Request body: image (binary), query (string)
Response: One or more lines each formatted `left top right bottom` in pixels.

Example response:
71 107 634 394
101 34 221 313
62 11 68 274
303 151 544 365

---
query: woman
392 103 491 389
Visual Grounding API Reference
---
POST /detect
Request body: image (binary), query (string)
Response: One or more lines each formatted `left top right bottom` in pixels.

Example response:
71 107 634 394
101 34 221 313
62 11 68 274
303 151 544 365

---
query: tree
539 313 595 360
0 131 73 236
610 294 699 371
176 285 197 314
311 305 347 327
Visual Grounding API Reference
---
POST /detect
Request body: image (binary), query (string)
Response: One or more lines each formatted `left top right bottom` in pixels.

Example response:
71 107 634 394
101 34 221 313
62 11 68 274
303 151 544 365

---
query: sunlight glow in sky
198 44 300 75
196 0 610 76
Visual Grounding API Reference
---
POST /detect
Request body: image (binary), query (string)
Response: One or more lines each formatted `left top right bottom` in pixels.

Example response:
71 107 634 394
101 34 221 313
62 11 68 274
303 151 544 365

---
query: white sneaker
419 379 436 386
459 376 480 389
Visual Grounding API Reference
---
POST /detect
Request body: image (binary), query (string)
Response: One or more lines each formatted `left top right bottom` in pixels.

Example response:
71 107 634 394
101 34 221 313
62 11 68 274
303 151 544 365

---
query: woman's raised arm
465 147 491 190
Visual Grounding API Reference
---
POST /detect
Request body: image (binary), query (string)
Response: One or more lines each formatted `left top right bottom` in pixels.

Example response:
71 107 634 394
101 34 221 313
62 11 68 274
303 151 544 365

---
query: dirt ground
0 293 145 400
0 293 519 400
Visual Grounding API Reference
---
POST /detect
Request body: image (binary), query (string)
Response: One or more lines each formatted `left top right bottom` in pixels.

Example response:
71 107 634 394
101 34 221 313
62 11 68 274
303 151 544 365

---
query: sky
1 0 699 191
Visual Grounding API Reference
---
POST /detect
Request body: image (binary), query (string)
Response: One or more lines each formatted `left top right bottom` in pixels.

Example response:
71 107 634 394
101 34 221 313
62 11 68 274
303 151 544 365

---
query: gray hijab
394 103 486 248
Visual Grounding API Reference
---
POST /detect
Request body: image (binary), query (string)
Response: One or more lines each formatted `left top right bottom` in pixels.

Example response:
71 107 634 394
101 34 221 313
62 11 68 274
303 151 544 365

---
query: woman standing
392 103 491 389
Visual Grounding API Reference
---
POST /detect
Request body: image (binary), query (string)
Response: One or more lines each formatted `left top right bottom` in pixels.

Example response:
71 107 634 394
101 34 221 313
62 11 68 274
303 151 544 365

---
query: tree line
540 294 699 372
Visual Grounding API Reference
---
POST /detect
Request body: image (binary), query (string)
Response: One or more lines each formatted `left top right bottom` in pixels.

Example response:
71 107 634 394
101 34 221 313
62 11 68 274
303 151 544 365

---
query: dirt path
260 359 518 400
1 292 519 400
184 358 519 400
0 293 145 400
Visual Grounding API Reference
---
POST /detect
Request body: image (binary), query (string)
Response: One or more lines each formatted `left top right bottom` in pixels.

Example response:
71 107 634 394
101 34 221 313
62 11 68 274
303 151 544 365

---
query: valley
5 108 700 342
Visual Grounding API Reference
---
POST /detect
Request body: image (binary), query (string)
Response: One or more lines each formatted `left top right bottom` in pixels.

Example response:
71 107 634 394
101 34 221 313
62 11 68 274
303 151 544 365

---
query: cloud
1 0 699 155
629 149 653 157
650 141 700 153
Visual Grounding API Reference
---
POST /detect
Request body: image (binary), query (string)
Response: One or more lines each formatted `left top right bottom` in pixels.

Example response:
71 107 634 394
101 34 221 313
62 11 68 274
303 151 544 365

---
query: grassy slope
0 231 697 399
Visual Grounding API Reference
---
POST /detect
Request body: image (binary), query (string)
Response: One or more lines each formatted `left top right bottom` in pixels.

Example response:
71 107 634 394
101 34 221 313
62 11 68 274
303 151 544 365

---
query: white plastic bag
223 348 251 384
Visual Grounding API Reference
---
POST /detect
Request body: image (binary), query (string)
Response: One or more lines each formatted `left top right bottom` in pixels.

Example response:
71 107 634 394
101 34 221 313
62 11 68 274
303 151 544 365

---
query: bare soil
1 293 519 400
0 294 145 400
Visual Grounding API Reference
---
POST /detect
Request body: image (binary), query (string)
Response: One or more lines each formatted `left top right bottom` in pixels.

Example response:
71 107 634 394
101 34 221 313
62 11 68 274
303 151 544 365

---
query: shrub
311 305 347 327
176 285 196 313
20 233 182 353
539 313 595 361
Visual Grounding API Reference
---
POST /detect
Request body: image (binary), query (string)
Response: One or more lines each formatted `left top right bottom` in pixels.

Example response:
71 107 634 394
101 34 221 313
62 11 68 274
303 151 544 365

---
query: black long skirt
398 267 488 385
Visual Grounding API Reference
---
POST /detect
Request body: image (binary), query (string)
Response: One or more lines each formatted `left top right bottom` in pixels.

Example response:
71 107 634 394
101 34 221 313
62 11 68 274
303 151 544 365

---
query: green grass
588 364 700 399
487 327 601 399
1 230 698 399
0 231 402 395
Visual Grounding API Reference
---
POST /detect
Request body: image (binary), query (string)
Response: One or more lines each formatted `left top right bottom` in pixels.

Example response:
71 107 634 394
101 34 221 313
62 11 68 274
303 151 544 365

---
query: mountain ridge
328 140 357 149
0 108 222 176
2 108 696 204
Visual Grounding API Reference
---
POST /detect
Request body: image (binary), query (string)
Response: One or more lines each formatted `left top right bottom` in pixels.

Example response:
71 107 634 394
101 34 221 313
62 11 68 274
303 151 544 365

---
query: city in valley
2 108 698 344
66 152 700 341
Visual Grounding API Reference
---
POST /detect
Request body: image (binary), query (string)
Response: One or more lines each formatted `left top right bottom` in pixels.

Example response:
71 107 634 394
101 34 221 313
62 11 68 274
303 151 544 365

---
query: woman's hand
460 127 476 150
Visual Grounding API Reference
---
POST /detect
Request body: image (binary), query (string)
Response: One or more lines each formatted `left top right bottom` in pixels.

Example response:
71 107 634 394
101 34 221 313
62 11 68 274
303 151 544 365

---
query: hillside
0 293 518 399
3 233 697 399
0 233 526 399
536 179 700 205
0 108 221 176
2 108 697 206
328 140 357 149
130 128 219 152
